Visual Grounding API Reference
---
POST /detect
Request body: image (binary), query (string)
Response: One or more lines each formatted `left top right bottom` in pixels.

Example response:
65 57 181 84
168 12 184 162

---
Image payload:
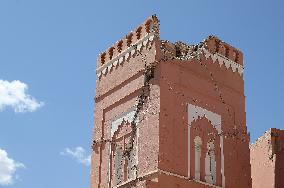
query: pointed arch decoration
188 104 225 187
108 106 138 187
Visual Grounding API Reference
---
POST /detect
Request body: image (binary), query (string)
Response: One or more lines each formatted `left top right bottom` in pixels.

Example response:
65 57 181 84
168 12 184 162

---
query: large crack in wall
93 34 250 187
122 45 157 184
160 39 248 142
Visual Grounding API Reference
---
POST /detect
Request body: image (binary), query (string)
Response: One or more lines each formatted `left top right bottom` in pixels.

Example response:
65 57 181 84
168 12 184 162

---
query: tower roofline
203 35 243 65
95 15 244 79
96 15 159 70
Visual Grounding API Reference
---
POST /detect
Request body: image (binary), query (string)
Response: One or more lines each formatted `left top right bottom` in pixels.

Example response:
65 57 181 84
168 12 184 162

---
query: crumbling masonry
91 15 283 188
250 128 284 188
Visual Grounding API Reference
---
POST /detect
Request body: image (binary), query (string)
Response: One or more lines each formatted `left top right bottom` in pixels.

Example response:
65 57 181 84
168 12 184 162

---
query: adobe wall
113 170 218 188
146 172 217 188
92 15 253 188
91 15 162 188
275 129 284 188
158 39 251 188
250 130 276 188
250 128 284 188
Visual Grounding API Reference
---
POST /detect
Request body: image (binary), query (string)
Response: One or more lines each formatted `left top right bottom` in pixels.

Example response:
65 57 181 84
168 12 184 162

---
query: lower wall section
147 170 218 188
113 169 218 188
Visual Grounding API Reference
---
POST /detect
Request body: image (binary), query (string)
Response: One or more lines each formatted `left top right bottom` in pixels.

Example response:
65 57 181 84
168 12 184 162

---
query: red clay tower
91 15 251 188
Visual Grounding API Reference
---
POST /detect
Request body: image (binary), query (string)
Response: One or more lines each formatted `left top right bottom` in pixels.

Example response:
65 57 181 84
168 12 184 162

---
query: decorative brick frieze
203 48 244 76
96 33 156 79
111 107 137 138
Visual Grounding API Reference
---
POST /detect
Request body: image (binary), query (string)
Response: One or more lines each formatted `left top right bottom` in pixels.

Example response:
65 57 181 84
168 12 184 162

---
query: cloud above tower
60 147 91 166
0 80 44 113
0 148 25 186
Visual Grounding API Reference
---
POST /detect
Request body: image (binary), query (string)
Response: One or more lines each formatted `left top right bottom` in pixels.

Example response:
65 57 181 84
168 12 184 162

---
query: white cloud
0 148 25 186
0 80 44 113
60 147 91 166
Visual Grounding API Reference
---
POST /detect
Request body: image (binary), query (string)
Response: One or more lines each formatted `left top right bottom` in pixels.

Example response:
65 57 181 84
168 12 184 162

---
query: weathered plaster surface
251 128 284 188
91 15 253 188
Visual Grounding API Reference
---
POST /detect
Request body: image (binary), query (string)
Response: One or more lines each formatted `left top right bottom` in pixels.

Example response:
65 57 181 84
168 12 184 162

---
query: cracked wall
91 15 161 188
158 42 251 187
92 15 252 188
250 128 284 188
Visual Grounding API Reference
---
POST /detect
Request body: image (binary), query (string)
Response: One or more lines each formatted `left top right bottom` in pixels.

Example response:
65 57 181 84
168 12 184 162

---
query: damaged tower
91 15 251 188
250 128 284 188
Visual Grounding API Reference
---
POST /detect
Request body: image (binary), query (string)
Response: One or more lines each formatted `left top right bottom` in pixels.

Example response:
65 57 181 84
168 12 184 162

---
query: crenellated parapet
202 36 244 76
96 15 159 79
203 36 243 65
160 35 245 76
95 16 245 80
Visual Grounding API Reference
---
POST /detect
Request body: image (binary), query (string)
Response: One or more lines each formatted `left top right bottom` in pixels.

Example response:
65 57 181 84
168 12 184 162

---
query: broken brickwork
91 15 252 188
250 128 284 188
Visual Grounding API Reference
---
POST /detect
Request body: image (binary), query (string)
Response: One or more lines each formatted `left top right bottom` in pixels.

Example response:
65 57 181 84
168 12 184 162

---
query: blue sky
0 0 283 187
